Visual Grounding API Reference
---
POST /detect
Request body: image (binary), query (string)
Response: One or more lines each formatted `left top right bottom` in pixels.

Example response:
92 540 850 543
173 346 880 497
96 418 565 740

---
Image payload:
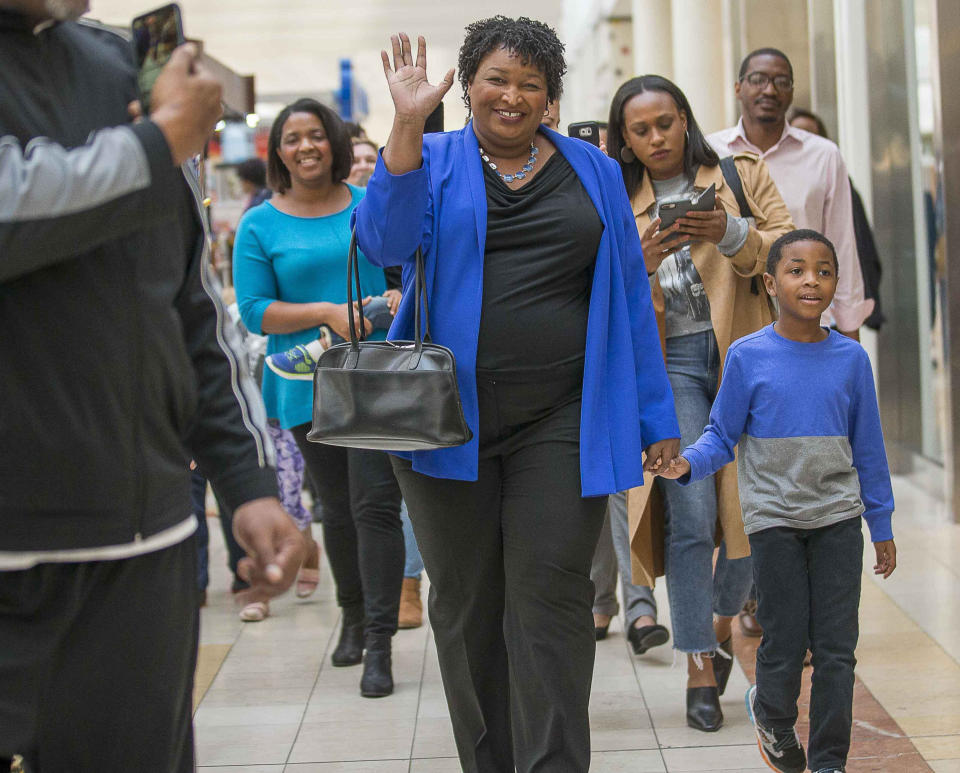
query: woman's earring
620 145 636 163
685 128 690 144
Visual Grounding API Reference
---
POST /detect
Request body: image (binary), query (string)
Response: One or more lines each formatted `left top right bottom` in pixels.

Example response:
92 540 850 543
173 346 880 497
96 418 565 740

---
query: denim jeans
656 330 754 653
401 500 424 578
591 491 658 625
751 517 863 771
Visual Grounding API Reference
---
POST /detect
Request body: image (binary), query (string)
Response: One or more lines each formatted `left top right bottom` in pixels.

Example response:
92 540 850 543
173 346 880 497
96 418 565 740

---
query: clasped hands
642 440 690 480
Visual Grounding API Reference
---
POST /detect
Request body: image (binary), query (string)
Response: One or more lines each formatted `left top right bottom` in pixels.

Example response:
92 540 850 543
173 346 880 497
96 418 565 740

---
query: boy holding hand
659 229 896 773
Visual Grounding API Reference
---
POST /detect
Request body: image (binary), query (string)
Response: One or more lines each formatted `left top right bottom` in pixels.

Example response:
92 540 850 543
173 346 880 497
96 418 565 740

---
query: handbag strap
719 156 761 295
347 230 430 352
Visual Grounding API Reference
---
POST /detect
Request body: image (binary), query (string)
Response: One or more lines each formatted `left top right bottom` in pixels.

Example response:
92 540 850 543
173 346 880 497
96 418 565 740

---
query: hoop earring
620 146 636 163
685 128 690 144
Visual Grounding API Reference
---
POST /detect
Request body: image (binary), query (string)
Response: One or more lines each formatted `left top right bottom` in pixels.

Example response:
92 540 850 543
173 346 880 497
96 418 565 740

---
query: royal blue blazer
352 122 679 497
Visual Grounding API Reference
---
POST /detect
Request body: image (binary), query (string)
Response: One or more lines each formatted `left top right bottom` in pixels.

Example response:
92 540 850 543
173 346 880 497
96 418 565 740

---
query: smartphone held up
567 121 600 147
131 3 185 114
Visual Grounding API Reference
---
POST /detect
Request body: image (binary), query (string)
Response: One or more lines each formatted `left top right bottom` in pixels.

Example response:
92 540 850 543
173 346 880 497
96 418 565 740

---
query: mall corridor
192 475 960 773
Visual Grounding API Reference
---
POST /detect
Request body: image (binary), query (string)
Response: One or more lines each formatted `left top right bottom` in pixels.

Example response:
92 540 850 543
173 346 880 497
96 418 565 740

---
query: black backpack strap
719 156 754 219
719 156 760 294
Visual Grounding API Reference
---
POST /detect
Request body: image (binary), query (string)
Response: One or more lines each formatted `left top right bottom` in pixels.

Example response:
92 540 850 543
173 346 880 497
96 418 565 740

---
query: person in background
591 492 669 655
788 107 884 330
542 99 560 130
607 73 793 732
0 3 303 768
659 229 896 773
355 20 679 770
233 97 405 698
598 120 608 146
397 502 425 628
348 137 378 187
708 48 870 338
236 157 271 211
222 286 322 621
344 120 367 139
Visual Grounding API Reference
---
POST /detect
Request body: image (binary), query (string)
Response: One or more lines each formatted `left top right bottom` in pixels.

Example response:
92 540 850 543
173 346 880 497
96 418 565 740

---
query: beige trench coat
628 153 795 586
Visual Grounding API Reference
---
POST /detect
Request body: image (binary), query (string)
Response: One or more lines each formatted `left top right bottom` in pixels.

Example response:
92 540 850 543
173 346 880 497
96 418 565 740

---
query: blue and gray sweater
681 324 894 542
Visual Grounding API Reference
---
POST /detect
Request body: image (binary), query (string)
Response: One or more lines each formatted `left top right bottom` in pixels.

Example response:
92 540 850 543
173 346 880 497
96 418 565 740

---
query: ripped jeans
656 330 754 653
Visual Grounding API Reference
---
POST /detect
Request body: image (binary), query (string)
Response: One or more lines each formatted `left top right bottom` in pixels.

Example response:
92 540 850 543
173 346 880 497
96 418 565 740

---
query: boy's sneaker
745 685 807 773
266 328 333 381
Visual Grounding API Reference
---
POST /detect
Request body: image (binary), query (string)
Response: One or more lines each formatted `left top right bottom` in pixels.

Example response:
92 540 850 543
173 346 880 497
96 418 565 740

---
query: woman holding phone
354 19 679 770
606 75 793 731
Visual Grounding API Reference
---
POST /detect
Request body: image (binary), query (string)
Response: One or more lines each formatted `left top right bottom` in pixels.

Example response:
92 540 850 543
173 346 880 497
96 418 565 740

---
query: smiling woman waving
352 17 680 772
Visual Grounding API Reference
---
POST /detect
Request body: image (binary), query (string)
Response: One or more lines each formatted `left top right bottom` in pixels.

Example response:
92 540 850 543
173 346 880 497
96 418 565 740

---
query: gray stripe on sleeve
0 127 150 223
738 434 865 534
183 169 275 469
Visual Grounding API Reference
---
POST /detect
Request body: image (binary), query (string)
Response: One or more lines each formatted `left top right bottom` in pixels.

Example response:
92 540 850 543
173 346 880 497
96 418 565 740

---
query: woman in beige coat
606 75 793 732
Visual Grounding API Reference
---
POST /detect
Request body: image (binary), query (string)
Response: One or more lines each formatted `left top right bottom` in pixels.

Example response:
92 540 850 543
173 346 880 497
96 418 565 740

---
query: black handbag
307 231 473 451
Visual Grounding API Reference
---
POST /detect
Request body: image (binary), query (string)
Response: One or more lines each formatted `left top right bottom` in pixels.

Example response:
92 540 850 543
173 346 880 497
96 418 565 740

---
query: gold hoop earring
620 146 636 163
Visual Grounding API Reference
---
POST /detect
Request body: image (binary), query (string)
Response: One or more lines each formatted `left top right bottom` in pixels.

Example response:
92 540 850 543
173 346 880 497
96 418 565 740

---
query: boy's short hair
766 229 839 275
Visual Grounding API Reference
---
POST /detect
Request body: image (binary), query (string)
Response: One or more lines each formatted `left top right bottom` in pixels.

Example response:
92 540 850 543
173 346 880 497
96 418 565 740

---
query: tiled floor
194 475 960 772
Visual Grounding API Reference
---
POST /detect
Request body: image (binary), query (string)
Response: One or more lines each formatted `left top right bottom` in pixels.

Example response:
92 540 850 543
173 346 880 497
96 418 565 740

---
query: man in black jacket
0 0 304 769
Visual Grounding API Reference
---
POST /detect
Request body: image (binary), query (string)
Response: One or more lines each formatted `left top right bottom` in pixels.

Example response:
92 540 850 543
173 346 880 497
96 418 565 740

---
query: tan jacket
628 153 795 586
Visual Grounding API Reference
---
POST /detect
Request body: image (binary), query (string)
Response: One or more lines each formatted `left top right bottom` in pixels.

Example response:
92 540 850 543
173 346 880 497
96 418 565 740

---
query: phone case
657 183 716 230
567 122 600 146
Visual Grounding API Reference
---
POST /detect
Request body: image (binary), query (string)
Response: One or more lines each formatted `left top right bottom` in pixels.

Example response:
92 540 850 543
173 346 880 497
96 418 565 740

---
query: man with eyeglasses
709 48 871 342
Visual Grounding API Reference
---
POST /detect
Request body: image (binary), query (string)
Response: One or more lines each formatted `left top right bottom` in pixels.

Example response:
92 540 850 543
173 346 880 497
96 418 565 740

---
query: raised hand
381 33 455 124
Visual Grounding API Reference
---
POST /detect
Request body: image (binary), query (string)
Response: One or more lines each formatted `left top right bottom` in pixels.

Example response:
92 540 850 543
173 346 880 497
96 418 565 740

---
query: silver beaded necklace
478 143 539 183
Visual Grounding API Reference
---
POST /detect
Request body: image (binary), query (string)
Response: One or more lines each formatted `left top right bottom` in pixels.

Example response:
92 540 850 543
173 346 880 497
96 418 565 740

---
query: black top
476 152 604 371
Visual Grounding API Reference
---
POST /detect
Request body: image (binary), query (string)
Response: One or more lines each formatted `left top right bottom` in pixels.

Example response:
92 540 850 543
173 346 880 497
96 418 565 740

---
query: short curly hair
458 16 566 112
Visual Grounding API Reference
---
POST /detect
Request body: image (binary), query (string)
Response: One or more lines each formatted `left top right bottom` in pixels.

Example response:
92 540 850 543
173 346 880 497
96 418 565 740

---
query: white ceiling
88 0 564 139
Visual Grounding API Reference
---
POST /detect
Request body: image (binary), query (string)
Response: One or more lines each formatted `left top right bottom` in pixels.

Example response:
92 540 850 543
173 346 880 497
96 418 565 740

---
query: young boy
658 229 897 773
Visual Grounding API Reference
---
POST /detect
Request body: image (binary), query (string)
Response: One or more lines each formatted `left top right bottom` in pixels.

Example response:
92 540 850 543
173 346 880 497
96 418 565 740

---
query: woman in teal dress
233 98 404 698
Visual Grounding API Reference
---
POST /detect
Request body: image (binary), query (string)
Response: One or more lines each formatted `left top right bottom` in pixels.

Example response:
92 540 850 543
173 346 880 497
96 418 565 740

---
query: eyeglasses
742 72 793 91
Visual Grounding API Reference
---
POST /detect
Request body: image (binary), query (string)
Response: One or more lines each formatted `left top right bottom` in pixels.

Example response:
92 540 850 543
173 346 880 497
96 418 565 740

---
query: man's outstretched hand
232 497 304 597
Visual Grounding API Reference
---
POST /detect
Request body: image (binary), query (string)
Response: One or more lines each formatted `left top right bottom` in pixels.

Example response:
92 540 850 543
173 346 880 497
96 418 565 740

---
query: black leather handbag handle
346 230 429 356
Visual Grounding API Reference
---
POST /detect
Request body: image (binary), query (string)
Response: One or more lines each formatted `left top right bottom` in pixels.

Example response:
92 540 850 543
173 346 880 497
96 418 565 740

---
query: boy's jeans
750 516 863 772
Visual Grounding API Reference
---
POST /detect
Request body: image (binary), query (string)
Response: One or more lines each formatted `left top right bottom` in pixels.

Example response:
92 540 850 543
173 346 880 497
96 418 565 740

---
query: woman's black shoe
360 633 394 698
686 686 724 732
713 637 734 695
627 623 670 655
595 623 610 641
331 607 365 667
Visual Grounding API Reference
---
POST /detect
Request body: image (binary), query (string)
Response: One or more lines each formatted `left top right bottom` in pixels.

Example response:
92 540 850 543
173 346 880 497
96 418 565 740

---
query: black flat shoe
331 607 365 667
595 624 610 641
360 633 394 698
627 623 670 655
713 637 734 695
686 686 724 732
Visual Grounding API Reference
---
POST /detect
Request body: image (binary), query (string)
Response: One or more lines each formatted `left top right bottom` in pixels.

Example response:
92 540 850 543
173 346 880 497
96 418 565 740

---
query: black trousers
0 538 198 772
291 424 403 637
392 366 608 773
751 516 863 772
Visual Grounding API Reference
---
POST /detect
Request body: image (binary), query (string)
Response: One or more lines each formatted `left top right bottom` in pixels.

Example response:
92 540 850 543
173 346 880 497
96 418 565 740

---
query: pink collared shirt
708 120 873 331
